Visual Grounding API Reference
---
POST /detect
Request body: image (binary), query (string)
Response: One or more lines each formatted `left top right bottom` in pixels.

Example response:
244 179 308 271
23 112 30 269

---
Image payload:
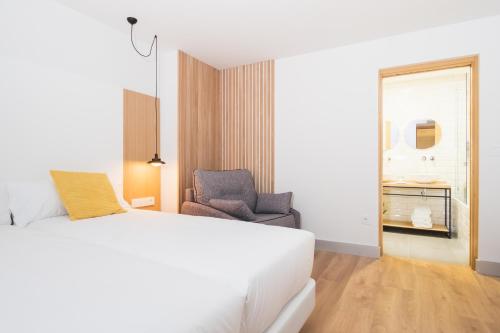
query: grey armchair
181 169 300 229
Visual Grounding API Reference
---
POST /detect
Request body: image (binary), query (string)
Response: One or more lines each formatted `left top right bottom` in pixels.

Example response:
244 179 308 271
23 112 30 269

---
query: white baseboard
315 239 380 258
316 240 500 276
476 260 500 277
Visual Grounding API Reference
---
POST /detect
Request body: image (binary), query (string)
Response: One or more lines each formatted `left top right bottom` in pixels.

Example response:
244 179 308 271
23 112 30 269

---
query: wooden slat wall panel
123 89 161 211
178 51 221 209
221 60 275 193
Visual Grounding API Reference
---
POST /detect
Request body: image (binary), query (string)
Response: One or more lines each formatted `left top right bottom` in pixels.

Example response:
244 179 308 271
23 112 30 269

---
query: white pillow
0 184 12 225
8 180 67 227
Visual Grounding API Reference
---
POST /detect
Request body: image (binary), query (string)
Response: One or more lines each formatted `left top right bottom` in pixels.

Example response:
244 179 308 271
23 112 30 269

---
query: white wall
159 50 179 213
0 0 178 209
275 15 500 263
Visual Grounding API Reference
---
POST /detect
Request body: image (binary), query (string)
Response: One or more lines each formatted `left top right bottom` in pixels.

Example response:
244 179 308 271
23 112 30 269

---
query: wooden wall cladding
178 51 221 207
220 60 275 193
123 89 161 211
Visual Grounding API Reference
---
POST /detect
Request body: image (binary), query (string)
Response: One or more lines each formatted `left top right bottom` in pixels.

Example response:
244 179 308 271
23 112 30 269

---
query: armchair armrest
181 201 237 220
290 208 301 229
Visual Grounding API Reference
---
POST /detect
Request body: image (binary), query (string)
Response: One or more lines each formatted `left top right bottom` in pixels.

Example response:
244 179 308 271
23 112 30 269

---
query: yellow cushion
50 170 125 221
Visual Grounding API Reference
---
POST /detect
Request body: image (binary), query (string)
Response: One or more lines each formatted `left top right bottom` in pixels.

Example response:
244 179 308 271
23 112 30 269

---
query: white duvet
0 226 244 333
27 210 315 333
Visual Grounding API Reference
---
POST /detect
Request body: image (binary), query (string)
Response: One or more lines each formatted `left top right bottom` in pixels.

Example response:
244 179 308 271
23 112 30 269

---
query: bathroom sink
415 180 438 184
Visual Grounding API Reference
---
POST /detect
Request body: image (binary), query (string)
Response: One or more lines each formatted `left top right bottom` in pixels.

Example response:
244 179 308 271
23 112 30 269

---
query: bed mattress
28 210 315 333
0 226 244 333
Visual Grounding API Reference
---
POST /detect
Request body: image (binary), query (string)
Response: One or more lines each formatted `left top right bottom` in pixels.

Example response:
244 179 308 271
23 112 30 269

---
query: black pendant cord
129 24 159 155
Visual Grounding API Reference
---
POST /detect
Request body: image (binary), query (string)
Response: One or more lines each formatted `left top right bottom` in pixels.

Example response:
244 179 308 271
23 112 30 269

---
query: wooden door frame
378 55 479 269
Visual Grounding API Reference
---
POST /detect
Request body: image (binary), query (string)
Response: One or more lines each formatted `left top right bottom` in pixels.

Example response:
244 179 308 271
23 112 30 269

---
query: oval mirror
404 119 441 149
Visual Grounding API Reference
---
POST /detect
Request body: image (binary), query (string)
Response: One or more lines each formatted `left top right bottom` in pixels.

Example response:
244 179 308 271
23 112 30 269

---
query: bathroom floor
383 231 469 264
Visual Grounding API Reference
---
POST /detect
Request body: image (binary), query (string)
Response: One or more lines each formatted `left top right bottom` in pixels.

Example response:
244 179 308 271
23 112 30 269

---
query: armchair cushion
193 169 258 211
255 192 292 214
209 199 256 221
181 201 237 220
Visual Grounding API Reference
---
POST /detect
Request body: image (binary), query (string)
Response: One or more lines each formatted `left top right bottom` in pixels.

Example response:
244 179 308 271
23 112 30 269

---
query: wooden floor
301 251 500 333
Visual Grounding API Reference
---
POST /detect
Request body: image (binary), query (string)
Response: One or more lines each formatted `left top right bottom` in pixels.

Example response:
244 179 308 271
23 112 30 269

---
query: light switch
131 196 155 208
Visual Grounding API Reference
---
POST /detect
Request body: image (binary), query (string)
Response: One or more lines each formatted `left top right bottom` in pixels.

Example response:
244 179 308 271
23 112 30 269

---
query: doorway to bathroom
378 56 479 268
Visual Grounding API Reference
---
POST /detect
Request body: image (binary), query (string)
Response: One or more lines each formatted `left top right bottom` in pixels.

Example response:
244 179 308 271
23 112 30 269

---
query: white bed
27 210 315 333
0 226 245 333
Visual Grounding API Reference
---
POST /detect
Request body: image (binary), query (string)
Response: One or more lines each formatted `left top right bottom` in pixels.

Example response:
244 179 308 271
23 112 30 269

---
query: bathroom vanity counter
382 181 451 189
382 181 452 238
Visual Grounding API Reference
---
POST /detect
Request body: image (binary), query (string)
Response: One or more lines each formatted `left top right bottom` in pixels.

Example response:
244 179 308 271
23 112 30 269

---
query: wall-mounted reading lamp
127 16 165 167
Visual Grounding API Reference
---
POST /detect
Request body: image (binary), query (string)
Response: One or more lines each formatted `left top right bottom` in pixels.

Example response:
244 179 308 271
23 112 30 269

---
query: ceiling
55 0 500 69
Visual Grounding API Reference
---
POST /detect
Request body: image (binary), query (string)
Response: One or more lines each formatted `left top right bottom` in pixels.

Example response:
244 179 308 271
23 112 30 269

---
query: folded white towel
411 206 432 228
413 212 431 217
413 216 431 224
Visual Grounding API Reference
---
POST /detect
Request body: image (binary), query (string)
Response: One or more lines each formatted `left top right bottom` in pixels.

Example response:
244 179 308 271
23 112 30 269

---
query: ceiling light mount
126 17 137 25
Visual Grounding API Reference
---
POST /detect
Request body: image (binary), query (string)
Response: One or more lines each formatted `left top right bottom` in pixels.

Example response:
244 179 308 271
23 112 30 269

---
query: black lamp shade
148 153 165 167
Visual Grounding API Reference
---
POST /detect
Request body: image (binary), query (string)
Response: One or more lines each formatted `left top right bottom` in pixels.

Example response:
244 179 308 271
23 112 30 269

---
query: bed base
264 279 315 333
